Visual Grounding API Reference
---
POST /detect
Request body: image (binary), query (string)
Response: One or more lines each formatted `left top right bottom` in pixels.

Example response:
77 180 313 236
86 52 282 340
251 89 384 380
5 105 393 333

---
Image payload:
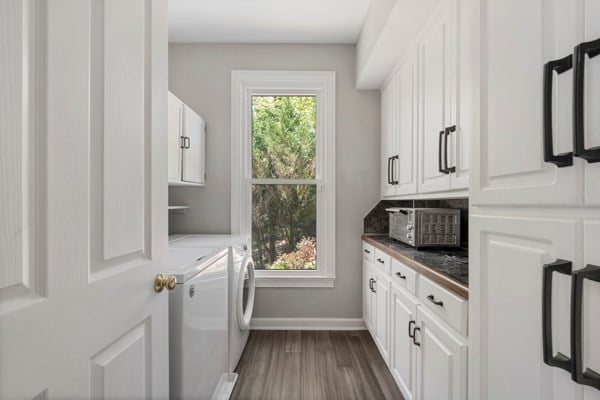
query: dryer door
236 255 255 331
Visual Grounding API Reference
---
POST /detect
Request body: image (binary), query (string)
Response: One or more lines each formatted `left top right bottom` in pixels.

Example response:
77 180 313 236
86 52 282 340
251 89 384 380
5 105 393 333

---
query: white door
391 283 419 400
0 1 169 398
168 92 183 183
397 49 419 196
415 306 467 400
469 214 581 400
381 74 398 197
363 261 373 332
182 105 206 185
471 0 580 206
374 270 391 363
419 4 453 194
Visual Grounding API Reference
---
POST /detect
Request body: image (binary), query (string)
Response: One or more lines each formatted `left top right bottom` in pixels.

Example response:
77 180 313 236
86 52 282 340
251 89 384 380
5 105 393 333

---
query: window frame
231 71 336 288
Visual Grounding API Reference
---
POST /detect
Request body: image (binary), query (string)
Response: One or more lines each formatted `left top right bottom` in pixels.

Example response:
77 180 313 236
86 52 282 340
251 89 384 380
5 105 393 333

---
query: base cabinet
415 306 468 400
391 283 419 400
374 270 392 363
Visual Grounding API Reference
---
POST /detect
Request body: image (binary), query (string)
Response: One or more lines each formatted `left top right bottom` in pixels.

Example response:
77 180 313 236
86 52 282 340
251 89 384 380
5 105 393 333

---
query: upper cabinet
381 0 469 199
168 92 206 186
472 0 600 207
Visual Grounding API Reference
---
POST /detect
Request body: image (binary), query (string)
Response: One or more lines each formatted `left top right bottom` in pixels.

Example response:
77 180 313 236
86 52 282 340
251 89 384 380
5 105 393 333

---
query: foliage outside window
251 96 317 270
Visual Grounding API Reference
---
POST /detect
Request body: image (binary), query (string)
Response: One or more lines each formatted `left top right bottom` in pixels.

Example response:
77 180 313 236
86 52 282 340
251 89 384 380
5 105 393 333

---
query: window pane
251 184 316 270
252 96 316 179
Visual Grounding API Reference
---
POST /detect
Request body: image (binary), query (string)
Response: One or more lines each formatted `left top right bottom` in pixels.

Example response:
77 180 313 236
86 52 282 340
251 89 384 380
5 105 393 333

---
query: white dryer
167 246 236 400
169 235 256 372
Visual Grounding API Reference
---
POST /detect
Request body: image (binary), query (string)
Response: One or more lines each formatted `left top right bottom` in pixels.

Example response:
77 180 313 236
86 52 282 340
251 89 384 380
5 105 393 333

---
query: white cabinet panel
472 0 579 206
415 306 467 400
397 50 418 195
381 75 398 197
363 261 374 333
470 214 581 400
182 105 206 185
375 270 392 363
391 283 419 400
168 93 183 182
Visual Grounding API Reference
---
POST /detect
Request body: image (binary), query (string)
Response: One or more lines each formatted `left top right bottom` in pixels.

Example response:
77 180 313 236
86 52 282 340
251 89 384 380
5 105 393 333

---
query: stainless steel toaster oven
386 208 461 248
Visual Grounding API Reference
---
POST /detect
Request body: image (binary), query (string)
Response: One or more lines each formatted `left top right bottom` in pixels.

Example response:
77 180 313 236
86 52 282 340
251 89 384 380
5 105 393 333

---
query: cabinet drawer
418 275 468 336
362 241 375 264
391 258 417 295
374 248 391 275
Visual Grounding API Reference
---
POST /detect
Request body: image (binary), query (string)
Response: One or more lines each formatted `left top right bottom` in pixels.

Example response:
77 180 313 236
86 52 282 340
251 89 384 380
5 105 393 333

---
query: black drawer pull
427 295 444 307
387 157 392 184
571 264 600 390
395 272 407 280
444 125 456 173
542 259 572 373
574 37 600 163
412 327 421 347
391 155 399 185
438 130 448 174
543 55 574 167
364 249 371 254
376 258 385 264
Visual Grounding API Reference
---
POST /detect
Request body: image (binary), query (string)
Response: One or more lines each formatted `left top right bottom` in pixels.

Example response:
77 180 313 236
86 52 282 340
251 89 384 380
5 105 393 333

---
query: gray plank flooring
231 330 404 400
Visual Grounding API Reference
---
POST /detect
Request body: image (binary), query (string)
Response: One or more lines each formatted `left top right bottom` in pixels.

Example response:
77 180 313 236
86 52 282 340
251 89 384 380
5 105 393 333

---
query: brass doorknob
154 273 177 293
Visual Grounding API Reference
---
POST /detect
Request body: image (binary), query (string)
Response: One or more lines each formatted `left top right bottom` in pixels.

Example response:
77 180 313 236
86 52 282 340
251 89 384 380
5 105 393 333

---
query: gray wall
169 43 380 318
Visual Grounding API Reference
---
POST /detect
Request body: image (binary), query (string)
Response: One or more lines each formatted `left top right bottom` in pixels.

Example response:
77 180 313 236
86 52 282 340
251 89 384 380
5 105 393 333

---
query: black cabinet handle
391 155 399 185
571 264 600 390
395 272 407 280
368 278 373 291
542 259 573 373
372 280 377 293
186 137 191 149
444 125 456 173
408 320 416 339
387 157 392 184
438 130 448 174
574 37 600 163
364 249 371 254
543 55 574 167
376 258 385 264
180 136 186 149
412 327 421 347
426 294 444 307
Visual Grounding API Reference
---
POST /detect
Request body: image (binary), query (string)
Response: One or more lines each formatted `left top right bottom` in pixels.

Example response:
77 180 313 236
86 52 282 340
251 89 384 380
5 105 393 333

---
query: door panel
582 221 600 399
472 0 579 206
0 1 169 398
375 271 391 362
391 283 419 400
470 214 581 400
381 76 397 197
182 105 206 185
419 11 451 193
416 306 467 400
363 262 373 332
397 50 418 196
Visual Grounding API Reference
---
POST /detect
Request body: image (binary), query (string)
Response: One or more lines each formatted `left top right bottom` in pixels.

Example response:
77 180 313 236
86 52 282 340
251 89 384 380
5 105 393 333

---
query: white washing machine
169 234 256 372
167 246 236 400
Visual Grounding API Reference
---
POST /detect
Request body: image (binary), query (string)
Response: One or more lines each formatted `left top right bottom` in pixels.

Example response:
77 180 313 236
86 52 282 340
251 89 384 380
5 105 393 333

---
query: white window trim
231 70 336 288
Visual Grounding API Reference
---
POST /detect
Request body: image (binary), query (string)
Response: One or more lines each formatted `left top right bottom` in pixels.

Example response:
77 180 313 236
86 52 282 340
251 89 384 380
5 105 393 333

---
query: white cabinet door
581 221 600 399
470 214 581 400
182 105 206 185
391 283 419 400
472 0 580 206
363 261 374 333
0 1 169 398
374 270 392 363
381 75 398 197
418 3 453 194
168 92 183 182
415 306 467 400
397 49 419 196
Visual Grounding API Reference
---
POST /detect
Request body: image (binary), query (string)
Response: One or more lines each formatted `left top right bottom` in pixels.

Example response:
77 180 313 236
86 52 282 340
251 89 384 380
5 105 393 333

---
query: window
231 71 335 287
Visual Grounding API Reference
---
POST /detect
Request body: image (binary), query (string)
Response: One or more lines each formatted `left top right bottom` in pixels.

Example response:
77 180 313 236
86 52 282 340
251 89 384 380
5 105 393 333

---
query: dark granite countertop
362 234 469 299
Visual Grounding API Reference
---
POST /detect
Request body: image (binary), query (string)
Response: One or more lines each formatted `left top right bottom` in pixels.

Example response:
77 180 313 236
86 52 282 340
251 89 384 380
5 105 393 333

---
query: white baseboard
250 317 366 331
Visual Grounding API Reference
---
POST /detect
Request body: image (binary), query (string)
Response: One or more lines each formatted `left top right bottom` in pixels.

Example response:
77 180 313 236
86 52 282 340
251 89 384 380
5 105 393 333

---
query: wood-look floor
230 330 404 400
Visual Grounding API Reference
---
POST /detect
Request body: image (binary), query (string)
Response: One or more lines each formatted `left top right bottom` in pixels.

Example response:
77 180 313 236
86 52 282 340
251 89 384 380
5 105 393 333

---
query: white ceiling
168 0 371 44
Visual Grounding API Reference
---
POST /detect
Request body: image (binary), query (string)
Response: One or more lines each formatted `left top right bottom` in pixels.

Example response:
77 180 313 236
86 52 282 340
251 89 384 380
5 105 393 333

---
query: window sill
254 273 335 288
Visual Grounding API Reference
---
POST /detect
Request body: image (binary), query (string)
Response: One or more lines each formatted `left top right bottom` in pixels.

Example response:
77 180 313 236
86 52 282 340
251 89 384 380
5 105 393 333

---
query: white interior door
0 1 169 398
182 105 206 185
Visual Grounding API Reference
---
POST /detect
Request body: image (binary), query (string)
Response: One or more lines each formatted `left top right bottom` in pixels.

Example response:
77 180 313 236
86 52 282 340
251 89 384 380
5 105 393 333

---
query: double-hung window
231 71 336 287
